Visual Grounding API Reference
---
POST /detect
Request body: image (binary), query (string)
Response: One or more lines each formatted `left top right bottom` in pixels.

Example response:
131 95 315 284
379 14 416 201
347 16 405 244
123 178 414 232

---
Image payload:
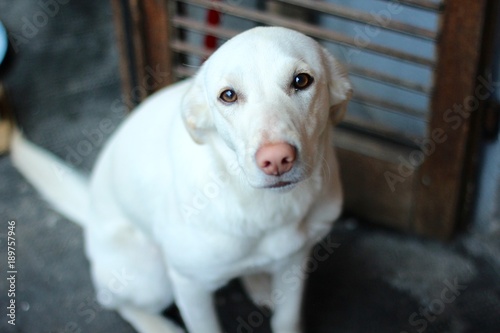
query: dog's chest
251 222 308 265
167 218 309 287
165 173 325 287
195 192 312 262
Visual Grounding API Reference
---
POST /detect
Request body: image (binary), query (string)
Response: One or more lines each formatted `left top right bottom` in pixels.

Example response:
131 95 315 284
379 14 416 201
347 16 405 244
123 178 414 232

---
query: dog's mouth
264 181 298 191
250 166 309 191
247 177 301 192
268 181 293 188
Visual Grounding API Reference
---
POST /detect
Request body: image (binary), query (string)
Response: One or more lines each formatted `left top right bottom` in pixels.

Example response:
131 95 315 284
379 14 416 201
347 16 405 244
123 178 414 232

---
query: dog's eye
293 73 314 90
219 89 238 103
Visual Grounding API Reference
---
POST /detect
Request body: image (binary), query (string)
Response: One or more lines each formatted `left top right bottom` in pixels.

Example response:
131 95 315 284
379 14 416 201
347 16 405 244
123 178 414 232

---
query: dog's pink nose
256 143 296 176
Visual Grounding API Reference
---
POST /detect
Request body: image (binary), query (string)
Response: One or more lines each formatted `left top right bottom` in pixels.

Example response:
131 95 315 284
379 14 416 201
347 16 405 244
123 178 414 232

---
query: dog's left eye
219 89 238 103
293 73 314 90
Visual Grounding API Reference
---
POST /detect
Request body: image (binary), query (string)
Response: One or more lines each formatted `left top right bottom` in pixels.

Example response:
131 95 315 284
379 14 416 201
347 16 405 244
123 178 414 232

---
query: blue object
0 21 7 65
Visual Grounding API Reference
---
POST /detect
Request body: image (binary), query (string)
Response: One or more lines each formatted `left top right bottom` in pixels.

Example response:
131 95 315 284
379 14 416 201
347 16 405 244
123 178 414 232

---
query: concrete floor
1 1 499 332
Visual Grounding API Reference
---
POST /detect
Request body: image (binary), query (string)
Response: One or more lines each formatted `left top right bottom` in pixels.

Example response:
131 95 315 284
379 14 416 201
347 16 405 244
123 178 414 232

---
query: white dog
11 27 351 333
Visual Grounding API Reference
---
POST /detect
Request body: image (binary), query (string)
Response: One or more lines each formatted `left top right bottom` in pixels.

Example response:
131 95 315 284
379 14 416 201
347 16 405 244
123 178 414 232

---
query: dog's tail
10 130 90 227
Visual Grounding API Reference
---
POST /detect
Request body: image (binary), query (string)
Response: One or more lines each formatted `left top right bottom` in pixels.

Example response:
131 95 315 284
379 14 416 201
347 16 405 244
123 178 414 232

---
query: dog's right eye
219 89 238 104
293 73 314 91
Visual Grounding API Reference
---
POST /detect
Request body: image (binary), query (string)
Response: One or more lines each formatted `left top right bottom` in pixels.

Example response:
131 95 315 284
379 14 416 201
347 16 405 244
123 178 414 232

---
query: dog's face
182 27 352 190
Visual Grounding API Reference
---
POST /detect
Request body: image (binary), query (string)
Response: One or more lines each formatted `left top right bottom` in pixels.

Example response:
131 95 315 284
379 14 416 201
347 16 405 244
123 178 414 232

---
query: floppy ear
321 48 353 125
181 74 214 144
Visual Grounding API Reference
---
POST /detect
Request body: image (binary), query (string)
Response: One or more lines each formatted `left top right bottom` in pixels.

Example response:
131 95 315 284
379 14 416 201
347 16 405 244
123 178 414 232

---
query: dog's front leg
271 251 308 333
169 269 223 333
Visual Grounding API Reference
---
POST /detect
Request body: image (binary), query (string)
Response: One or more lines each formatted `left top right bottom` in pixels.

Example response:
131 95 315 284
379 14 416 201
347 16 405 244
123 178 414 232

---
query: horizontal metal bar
378 0 444 12
171 40 213 58
352 93 427 120
176 0 436 67
339 119 423 148
274 0 438 41
348 65 431 95
174 65 197 78
172 16 239 40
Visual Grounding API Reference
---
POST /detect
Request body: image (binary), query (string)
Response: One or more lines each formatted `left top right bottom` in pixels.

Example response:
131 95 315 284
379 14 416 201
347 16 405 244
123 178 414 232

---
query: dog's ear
181 74 214 144
321 48 353 125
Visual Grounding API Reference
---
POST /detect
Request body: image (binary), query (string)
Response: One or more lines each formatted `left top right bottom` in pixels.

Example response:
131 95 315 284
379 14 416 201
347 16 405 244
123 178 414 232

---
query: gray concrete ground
1 1 499 332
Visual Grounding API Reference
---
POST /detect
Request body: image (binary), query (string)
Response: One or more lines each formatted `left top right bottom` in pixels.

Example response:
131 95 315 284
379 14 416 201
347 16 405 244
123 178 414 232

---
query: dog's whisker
320 154 332 182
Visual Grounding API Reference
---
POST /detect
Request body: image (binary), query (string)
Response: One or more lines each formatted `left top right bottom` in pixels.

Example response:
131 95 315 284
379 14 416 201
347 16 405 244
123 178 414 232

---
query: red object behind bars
204 1 221 50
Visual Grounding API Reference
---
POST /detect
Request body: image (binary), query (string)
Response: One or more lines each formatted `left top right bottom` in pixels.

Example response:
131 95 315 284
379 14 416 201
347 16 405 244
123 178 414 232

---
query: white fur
11 27 351 333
